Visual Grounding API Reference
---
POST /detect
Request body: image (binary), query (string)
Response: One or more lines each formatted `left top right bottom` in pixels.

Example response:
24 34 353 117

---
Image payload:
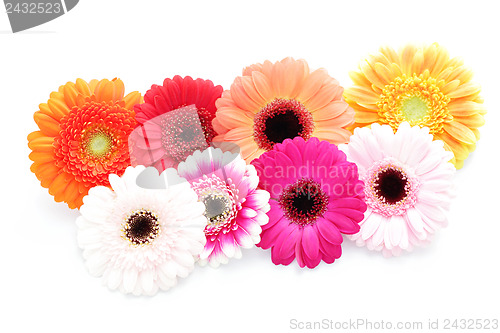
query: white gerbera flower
342 122 455 257
76 166 206 296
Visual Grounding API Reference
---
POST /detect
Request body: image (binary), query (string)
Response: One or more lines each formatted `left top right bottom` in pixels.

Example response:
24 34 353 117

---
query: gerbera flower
131 76 223 172
177 147 270 267
342 122 455 257
251 137 366 269
344 43 486 169
212 57 355 163
76 166 206 296
28 78 141 209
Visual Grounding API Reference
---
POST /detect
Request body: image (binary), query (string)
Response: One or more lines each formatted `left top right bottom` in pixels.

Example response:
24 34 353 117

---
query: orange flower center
377 74 453 134
54 100 136 186
253 98 314 151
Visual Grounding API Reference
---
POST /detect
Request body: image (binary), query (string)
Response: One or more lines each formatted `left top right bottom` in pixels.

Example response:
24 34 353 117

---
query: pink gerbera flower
177 147 270 267
251 137 366 268
342 122 455 257
130 76 223 172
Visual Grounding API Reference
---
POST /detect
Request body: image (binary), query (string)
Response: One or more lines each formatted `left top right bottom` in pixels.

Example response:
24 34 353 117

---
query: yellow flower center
84 130 113 158
377 73 453 134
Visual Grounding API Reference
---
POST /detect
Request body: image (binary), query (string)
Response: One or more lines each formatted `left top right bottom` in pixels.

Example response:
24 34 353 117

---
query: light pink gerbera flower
342 122 455 257
251 137 366 269
177 147 270 267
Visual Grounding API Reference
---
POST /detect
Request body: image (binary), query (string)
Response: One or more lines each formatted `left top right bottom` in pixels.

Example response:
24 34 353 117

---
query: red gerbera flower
131 76 223 172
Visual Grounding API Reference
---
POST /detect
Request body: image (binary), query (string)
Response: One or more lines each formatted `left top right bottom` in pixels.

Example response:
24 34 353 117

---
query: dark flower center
373 168 408 204
123 210 160 246
253 98 314 151
202 193 231 227
279 178 329 226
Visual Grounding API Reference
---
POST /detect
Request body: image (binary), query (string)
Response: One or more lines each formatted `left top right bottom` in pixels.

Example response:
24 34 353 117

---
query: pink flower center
160 106 209 163
279 178 329 226
191 174 240 237
253 98 314 151
364 158 420 217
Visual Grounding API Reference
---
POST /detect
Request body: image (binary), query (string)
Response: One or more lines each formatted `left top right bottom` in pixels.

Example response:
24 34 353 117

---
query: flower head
177 148 270 267
76 166 206 296
344 43 486 169
213 57 355 163
28 78 142 209
251 137 366 268
131 76 223 172
342 122 455 257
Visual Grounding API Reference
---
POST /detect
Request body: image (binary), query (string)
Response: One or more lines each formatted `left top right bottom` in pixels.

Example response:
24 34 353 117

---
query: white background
1 1 499 332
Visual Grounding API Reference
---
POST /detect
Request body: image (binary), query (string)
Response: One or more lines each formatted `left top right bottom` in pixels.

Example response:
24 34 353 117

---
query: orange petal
223 127 253 141
355 110 380 123
28 136 54 151
215 109 253 129
27 131 45 141
241 76 266 107
231 78 261 112
305 81 341 111
443 121 476 144
29 151 56 163
47 96 70 120
251 71 274 103
312 101 349 121
75 78 91 96
297 68 328 103
63 82 79 109
313 128 351 144
123 91 142 110
33 113 61 137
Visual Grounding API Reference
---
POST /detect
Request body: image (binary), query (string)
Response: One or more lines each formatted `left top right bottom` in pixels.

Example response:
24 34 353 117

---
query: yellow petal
344 86 380 105
454 114 485 128
447 82 481 99
443 121 477 144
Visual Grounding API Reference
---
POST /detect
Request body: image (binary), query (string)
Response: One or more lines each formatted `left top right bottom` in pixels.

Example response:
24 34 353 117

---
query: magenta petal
301 226 320 261
258 218 286 249
201 239 217 260
333 208 366 223
317 228 342 259
295 237 306 268
324 211 360 234
265 201 284 228
239 207 257 218
304 252 322 269
233 225 253 248
278 224 300 258
330 197 366 210
316 218 343 245
244 190 271 209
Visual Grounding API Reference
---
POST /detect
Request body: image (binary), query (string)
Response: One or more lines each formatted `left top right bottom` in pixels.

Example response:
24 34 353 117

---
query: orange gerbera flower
28 78 142 209
212 57 355 162
344 43 486 169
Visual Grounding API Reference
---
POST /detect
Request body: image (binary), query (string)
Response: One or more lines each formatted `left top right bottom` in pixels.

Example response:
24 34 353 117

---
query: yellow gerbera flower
344 43 486 169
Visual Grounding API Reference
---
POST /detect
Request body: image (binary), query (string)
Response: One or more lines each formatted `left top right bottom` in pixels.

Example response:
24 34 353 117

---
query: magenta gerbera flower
251 137 367 268
177 147 271 267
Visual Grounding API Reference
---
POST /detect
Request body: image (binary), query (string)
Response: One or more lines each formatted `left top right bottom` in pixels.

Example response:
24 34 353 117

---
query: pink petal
301 225 320 261
323 211 360 234
233 226 254 248
316 218 343 245
278 224 300 258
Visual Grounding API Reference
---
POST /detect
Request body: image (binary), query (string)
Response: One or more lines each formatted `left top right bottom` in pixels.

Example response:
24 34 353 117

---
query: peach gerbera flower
344 43 486 169
28 78 142 209
212 57 355 163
